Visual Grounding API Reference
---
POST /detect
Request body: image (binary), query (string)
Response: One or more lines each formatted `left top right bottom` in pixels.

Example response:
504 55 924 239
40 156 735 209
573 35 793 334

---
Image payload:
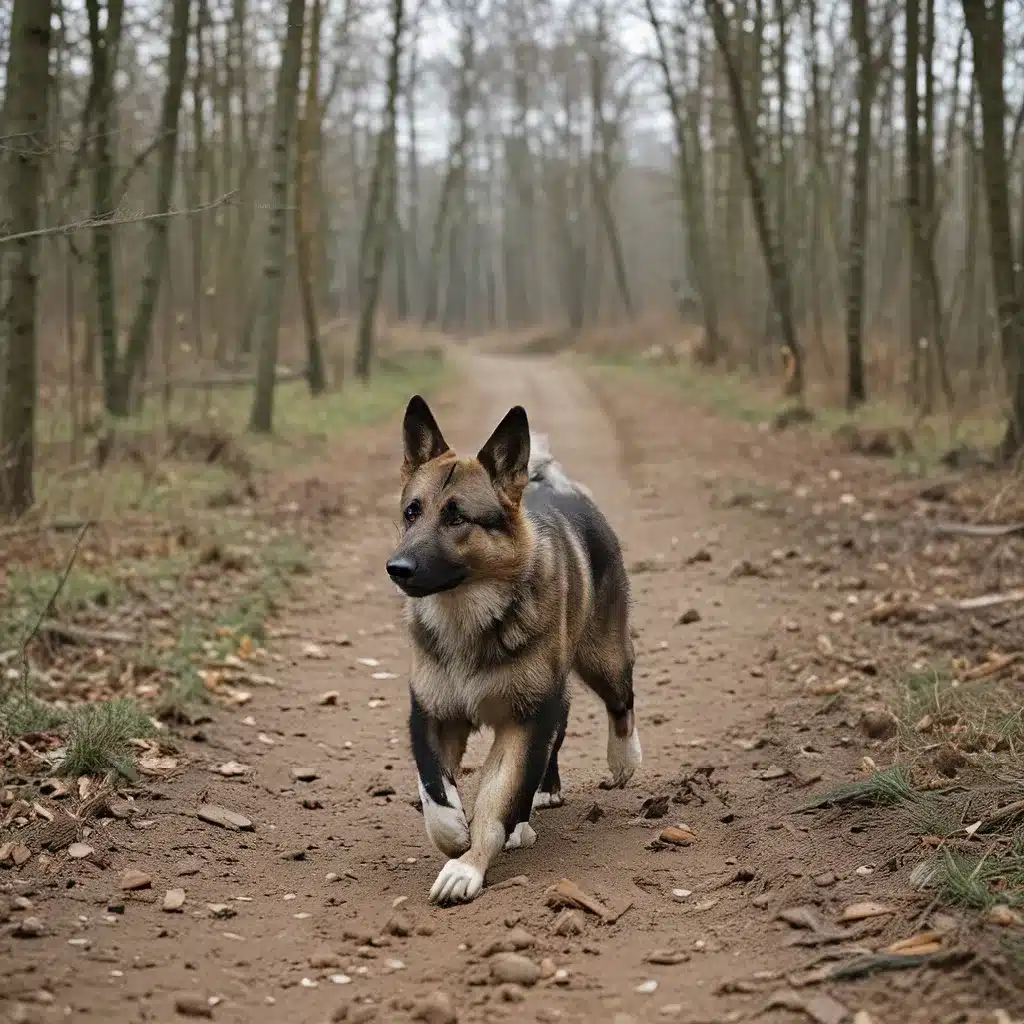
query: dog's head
385 395 531 598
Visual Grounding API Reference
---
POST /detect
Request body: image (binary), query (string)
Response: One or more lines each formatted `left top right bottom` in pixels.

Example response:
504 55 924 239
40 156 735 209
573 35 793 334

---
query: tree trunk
295 0 326 396
705 0 805 397
112 0 192 416
0 0 53 518
643 0 723 361
353 0 405 380
963 0 1024 460
844 0 873 409
247 0 307 433
86 0 126 418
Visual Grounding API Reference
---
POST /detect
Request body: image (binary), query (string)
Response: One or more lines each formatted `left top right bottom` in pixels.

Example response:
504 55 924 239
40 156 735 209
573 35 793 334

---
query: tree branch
0 190 238 246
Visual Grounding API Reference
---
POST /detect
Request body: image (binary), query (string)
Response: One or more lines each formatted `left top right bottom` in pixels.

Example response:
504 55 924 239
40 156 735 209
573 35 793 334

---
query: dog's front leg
429 693 562 906
410 692 472 858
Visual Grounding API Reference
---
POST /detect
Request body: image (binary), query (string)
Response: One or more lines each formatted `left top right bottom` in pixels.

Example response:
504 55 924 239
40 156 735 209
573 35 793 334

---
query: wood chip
545 878 611 920
197 803 253 831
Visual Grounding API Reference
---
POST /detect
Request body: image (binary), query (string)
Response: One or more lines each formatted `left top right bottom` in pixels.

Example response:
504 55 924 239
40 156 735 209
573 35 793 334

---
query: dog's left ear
403 395 450 482
478 406 530 503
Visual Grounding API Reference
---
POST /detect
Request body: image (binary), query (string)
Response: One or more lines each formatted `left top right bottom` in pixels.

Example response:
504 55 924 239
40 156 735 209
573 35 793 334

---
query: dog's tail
527 432 585 496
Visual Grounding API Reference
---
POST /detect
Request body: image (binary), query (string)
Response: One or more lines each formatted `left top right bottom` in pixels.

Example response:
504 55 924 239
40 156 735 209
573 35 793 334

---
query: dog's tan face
386 396 531 598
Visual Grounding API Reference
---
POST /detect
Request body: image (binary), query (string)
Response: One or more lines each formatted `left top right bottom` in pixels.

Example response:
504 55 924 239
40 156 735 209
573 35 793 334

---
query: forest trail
3 350 1001 1024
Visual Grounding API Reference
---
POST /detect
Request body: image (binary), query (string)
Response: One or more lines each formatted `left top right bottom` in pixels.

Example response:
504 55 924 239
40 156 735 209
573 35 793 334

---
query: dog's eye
448 512 465 527
403 500 421 524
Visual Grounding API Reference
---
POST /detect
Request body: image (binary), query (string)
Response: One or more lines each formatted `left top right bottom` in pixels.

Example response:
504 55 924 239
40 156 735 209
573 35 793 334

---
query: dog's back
524 433 629 606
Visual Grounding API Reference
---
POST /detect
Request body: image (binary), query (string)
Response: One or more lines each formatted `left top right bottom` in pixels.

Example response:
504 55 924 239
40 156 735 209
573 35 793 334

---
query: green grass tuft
58 698 156 779
800 765 916 811
0 694 66 736
930 846 1024 911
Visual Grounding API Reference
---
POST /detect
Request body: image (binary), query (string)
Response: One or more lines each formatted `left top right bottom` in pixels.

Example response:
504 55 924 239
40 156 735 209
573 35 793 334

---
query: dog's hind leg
575 621 641 790
532 699 568 810
409 691 472 858
430 690 563 905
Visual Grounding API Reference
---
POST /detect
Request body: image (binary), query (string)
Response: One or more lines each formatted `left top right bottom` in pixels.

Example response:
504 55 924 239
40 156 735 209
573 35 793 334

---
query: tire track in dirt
2 352 920 1023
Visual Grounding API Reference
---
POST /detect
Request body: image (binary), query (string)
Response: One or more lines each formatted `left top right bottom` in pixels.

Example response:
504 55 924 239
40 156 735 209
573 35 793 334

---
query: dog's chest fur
405 515 592 725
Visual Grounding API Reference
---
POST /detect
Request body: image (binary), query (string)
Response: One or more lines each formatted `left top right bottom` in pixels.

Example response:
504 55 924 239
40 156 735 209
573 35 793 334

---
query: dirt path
2 351 994 1023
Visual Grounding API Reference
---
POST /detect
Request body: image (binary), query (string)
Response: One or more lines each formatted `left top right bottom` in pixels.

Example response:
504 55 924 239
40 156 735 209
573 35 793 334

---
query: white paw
601 718 642 789
532 790 564 810
419 777 470 857
429 859 485 905
503 822 537 851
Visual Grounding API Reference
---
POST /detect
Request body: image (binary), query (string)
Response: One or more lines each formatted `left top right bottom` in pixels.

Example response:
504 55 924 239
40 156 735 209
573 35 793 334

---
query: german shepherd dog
386 395 642 905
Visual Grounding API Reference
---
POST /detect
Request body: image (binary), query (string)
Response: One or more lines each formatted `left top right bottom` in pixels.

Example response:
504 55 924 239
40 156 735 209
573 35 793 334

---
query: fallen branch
980 797 1024 831
0 190 238 246
38 621 136 647
957 652 1020 681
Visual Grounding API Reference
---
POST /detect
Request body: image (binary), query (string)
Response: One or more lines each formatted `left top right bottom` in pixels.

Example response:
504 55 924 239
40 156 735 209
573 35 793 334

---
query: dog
386 395 641 905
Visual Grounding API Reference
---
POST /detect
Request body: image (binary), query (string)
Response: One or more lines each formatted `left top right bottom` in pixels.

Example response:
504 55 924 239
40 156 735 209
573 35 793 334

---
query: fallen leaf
138 755 178 777
765 988 849 1024
840 902 895 922
885 932 943 956
777 906 829 932
197 803 253 831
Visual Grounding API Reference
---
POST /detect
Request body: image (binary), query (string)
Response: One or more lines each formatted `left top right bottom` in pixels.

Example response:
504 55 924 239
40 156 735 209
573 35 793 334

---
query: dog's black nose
386 555 417 582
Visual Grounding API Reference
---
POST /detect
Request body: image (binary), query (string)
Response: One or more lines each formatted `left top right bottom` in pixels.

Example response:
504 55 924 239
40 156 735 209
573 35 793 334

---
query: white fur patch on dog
601 714 642 789
419 776 470 857
430 858 484 905
532 790 564 810
503 821 537 851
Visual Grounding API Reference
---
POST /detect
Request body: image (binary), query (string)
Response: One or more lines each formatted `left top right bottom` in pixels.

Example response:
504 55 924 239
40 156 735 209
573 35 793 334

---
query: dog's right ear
402 395 450 482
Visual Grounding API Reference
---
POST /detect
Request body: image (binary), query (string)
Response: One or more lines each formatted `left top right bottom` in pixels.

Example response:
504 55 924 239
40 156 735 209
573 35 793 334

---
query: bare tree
0 0 54 517
86 0 126 416
249 0 309 433
112 0 193 416
844 0 875 409
705 0 805 397
296 0 328 396
963 0 1024 460
353 0 406 379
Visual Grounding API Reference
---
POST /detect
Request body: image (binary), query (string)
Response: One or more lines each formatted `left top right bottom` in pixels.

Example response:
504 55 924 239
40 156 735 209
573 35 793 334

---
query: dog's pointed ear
478 406 530 503
402 395 449 481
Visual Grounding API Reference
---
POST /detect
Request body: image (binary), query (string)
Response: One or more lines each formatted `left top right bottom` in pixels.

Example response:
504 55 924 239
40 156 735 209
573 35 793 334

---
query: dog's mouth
391 571 469 599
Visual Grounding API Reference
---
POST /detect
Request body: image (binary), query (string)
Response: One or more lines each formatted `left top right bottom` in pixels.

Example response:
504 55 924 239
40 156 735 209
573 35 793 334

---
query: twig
980 798 1024 831
5 523 92 703
0 191 238 246
933 521 1024 538
951 589 1024 611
